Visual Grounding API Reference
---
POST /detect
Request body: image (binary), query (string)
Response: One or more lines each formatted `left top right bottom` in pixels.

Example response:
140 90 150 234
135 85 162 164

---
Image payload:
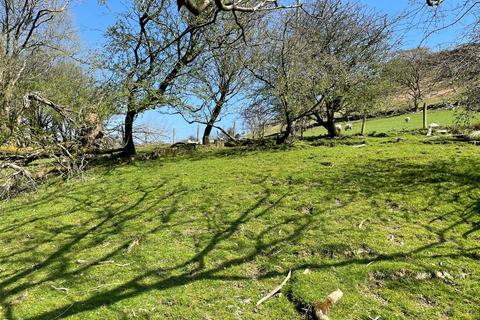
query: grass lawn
305 109 478 137
0 130 479 319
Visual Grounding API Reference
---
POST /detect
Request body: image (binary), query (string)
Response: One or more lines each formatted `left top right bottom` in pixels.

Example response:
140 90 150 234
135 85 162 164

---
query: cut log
313 289 344 320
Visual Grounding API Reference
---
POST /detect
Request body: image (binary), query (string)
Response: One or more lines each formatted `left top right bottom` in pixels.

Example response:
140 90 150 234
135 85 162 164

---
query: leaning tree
104 0 212 156
170 13 255 144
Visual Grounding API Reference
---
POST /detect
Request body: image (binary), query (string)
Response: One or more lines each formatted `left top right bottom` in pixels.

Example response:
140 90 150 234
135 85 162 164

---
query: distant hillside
380 43 480 114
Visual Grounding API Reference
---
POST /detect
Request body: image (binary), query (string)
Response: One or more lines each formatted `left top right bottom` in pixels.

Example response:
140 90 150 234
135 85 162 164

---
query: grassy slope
305 109 473 137
0 120 479 319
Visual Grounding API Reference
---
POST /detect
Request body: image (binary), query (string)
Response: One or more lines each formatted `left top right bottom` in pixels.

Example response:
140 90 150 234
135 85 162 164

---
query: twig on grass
256 269 292 306
50 285 69 293
127 238 140 253
313 289 344 320
358 219 369 229
75 259 130 267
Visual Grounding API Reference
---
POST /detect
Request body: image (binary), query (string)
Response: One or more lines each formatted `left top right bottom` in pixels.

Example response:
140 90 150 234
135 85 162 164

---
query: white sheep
335 124 342 132
345 123 353 131
405 117 411 123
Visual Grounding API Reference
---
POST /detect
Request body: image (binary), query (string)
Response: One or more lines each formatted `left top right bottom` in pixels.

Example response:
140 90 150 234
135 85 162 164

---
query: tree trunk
317 98 341 138
276 121 294 144
123 110 137 156
202 98 225 145
0 115 8 141
202 124 214 145
324 120 338 138
414 99 419 112
0 97 11 141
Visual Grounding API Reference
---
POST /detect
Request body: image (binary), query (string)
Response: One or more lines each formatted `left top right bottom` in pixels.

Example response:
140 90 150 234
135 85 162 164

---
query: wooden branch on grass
0 151 50 165
1 162 36 184
75 259 130 268
358 219 369 229
256 269 292 306
50 285 69 294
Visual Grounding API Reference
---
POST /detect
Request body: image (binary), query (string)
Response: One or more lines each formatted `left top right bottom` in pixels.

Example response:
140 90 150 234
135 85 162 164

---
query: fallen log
0 151 49 164
313 289 344 320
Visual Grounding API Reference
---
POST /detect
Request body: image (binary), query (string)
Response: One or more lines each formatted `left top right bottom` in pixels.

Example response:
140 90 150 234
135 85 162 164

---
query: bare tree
246 11 318 144
302 1 392 137
386 48 437 112
171 14 252 144
241 98 276 139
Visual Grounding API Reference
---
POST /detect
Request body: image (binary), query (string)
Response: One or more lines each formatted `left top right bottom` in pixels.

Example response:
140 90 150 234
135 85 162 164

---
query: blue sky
71 0 471 141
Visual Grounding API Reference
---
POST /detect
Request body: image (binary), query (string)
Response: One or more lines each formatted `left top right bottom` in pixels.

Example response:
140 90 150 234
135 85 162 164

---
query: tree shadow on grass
346 157 480 240
0 179 185 317
0 182 310 319
0 153 479 319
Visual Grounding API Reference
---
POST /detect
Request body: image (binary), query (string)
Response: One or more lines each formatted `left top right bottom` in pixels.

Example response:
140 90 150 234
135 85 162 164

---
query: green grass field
305 109 475 137
0 111 479 319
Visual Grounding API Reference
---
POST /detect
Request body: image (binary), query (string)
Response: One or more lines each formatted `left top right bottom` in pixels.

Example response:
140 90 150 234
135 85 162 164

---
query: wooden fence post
361 113 367 136
423 102 428 129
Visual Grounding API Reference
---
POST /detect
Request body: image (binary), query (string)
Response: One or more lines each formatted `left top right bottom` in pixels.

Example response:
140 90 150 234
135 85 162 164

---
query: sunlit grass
305 109 478 137
0 133 479 319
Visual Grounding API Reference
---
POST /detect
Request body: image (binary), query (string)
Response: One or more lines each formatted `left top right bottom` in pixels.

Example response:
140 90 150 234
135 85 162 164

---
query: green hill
305 109 477 137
